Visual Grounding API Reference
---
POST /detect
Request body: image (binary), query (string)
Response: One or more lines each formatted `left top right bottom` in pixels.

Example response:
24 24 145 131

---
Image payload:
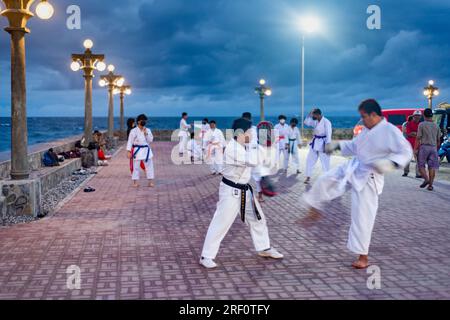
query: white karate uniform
201 139 277 260
187 138 203 161
127 127 155 180
205 128 226 174
304 116 333 177
286 126 302 171
249 125 263 192
178 118 191 154
200 124 211 151
274 123 290 170
303 119 412 255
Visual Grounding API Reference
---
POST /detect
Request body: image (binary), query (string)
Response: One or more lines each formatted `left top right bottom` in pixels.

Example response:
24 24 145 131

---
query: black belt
222 177 262 223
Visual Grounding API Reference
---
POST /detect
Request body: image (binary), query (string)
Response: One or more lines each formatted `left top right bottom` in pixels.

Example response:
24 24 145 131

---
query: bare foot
352 256 369 269
132 182 139 188
298 207 323 227
258 193 265 203
148 180 155 188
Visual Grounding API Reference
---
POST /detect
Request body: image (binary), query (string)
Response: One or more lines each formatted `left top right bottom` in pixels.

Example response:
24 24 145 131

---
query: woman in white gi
200 118 283 269
304 108 332 184
178 112 191 155
274 115 290 173
303 100 412 269
205 120 226 175
127 114 155 188
286 118 302 174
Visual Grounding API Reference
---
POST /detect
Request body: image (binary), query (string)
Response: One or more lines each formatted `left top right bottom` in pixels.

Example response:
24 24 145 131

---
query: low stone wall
0 135 83 180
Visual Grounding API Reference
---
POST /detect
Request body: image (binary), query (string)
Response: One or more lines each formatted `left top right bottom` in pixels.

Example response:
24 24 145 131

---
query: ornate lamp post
1 0 54 180
423 80 440 109
114 85 131 139
71 39 106 147
254 79 272 122
99 65 125 141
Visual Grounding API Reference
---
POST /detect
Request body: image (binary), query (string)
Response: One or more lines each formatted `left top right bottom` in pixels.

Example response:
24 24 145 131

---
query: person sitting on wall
43 148 60 167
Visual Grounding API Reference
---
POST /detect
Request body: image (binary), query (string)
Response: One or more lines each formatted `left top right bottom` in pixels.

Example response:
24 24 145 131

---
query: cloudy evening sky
0 0 449 117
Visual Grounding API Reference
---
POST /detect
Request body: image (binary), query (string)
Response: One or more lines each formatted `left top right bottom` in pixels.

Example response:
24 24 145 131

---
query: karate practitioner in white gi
127 114 155 188
303 100 412 269
200 118 283 269
274 115 290 173
187 132 203 163
205 120 226 175
200 118 211 158
286 118 302 174
178 112 191 155
304 108 333 184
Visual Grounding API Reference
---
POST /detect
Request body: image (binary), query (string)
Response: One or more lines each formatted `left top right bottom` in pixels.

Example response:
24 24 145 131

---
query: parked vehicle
439 134 450 163
353 108 424 137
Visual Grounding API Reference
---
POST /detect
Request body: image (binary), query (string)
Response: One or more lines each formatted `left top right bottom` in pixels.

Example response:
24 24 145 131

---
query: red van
353 108 424 137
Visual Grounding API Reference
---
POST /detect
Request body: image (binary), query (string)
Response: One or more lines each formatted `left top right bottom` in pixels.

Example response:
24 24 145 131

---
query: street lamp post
114 85 131 140
1 0 54 180
423 80 440 109
299 16 320 137
99 65 124 142
254 79 272 122
71 39 106 147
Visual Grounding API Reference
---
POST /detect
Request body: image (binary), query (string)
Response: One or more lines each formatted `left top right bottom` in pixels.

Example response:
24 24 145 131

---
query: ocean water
0 116 360 152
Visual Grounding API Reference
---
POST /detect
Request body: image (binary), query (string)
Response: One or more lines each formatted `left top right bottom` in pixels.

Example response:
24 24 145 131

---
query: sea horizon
0 116 360 152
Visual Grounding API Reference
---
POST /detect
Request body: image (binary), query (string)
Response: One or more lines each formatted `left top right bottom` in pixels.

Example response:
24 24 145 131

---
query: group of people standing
124 101 434 271
402 109 441 191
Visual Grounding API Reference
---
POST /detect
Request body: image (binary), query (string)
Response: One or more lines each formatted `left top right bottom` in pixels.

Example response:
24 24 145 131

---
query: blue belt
310 135 327 150
133 145 150 162
289 139 297 154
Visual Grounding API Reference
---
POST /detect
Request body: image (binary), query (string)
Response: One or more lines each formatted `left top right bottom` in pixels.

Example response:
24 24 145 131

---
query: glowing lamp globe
96 61 106 72
70 61 81 72
83 39 94 50
36 1 54 20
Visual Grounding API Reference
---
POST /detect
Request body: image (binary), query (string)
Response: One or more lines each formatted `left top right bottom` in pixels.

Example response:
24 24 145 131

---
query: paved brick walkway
0 142 449 300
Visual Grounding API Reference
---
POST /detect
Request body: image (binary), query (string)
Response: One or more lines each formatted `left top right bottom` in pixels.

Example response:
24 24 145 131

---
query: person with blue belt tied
127 114 155 188
304 108 333 184
199 117 283 269
286 118 302 174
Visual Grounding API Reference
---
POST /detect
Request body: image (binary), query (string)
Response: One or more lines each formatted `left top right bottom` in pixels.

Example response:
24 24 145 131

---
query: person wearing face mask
127 114 155 188
199 117 283 269
302 99 412 269
274 115 290 173
304 108 333 184
286 118 302 174
178 112 191 156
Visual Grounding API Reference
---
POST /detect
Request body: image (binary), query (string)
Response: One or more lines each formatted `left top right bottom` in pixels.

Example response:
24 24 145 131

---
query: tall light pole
1 0 54 180
255 79 272 122
299 16 320 137
71 39 106 147
99 65 124 141
114 84 131 139
423 80 440 109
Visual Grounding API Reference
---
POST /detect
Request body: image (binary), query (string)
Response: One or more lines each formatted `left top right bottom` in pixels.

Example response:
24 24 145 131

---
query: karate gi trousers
305 149 330 177
303 172 379 256
132 159 155 180
201 183 271 259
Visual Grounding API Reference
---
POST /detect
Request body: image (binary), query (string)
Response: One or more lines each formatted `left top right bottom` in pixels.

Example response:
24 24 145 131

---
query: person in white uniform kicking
286 118 302 174
304 108 333 184
178 112 191 156
200 118 283 269
303 99 412 269
127 114 155 188
274 115 290 173
205 120 226 175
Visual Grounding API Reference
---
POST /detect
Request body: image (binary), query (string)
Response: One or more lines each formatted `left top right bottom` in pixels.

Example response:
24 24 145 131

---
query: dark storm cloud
0 0 449 117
